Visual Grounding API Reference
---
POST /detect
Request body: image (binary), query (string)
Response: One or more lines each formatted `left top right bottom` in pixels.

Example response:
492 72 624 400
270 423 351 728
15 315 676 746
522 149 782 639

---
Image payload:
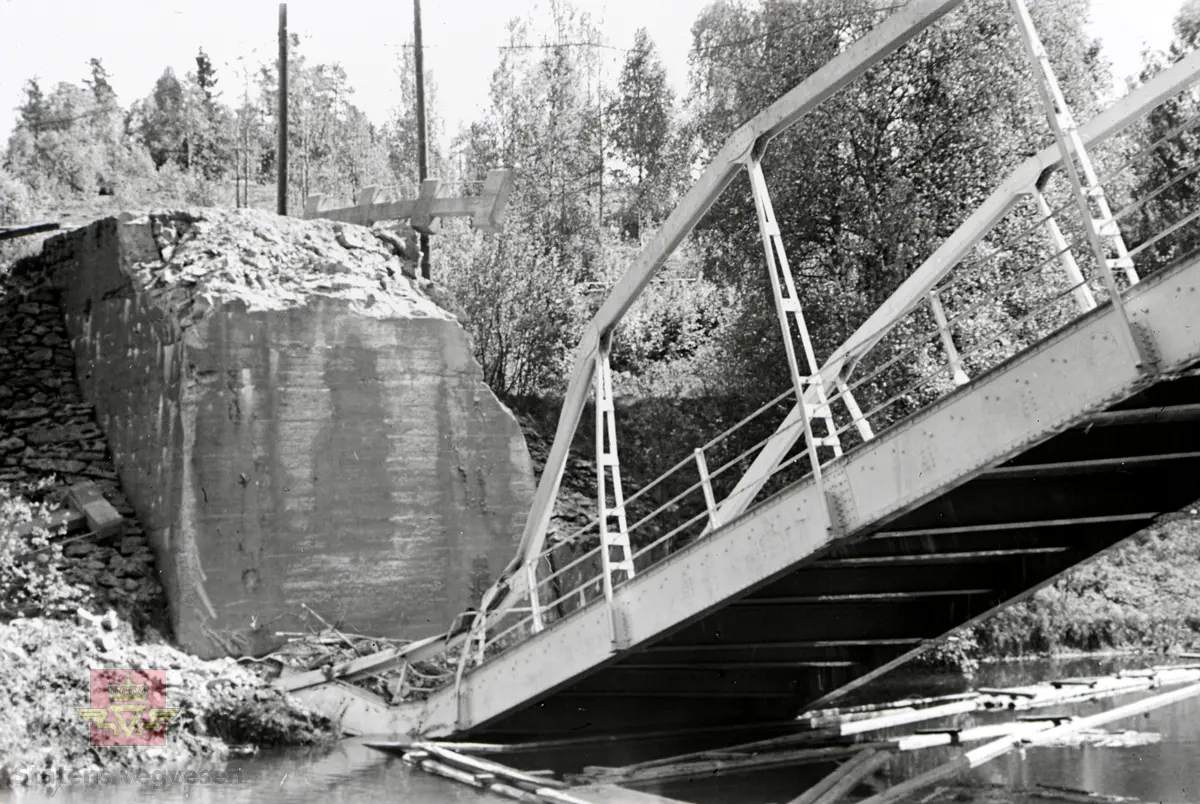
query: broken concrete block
67 480 123 538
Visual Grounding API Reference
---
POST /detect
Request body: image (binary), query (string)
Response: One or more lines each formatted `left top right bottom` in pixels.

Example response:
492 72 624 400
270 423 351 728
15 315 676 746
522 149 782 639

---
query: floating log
574 664 1200 800
415 741 571 790
408 755 483 788
800 692 978 723
787 749 892 804
605 697 977 780
577 745 872 787
857 680 1200 804
893 720 1058 751
1027 783 1144 804
839 699 977 736
396 742 602 804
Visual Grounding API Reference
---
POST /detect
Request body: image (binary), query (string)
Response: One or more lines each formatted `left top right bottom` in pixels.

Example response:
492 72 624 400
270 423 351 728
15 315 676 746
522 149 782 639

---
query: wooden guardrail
302 168 514 234
0 221 60 242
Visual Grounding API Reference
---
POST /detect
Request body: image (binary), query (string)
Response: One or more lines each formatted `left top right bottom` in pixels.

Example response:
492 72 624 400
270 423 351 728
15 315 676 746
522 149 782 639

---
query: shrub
0 483 93 619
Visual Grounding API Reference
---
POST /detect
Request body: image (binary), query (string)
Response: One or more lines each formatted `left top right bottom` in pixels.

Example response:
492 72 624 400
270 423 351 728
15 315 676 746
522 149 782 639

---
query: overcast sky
0 0 1186 151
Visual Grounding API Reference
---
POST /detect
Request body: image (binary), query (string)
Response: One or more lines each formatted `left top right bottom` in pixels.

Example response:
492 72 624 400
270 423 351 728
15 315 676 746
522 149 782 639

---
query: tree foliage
1118 1 1200 273
683 0 1110 408
607 28 676 240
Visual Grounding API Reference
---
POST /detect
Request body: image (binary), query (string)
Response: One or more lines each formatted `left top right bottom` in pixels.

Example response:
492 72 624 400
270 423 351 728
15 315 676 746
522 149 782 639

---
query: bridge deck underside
469 368 1200 754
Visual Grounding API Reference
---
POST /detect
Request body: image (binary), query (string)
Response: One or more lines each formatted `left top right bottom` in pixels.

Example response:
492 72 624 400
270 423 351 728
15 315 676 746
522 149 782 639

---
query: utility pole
277 3 289 216
413 0 431 279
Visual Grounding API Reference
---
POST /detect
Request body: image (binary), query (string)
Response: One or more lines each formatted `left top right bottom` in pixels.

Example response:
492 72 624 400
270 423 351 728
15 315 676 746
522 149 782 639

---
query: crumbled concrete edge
54 208 468 333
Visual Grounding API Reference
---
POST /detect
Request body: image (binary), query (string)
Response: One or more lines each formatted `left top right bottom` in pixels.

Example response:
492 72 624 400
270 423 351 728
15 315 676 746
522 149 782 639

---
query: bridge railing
448 52 1200 683
418 19 1200 711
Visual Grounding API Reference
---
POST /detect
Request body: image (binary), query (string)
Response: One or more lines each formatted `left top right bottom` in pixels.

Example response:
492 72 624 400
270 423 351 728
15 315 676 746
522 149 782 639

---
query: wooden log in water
415 742 572 791
413 756 485 788
491 781 553 803
606 698 975 780
1027 783 1142 804
580 744 872 787
802 707 917 728
800 692 978 722
839 699 978 736
421 740 515 755
894 720 1057 751
401 743 598 804
857 680 1200 804
787 749 886 804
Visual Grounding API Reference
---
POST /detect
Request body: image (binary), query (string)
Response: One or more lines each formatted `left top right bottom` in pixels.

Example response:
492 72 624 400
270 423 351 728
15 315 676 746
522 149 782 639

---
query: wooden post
413 0 431 279
277 3 288 216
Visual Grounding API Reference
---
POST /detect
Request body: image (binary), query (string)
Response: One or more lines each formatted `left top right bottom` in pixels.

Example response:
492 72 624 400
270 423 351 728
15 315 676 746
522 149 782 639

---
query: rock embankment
0 269 161 625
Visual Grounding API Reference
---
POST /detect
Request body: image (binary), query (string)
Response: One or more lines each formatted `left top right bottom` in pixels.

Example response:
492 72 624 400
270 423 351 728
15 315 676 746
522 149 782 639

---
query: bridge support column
595 334 636 650
1028 188 1098 313
1009 0 1155 372
927 289 970 386
747 155 843 531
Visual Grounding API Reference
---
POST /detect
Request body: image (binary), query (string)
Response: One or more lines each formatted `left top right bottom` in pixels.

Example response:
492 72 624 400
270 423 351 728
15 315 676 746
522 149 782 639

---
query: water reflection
8 740 511 804
9 657 1198 804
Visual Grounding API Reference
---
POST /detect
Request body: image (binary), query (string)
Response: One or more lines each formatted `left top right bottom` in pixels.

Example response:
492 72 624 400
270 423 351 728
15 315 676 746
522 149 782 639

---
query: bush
0 483 93 620
0 168 33 225
436 217 585 397
972 514 1200 657
0 169 39 268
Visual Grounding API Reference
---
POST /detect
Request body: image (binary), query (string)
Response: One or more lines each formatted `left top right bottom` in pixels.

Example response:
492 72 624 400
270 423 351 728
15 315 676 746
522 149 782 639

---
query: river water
9 656 1199 804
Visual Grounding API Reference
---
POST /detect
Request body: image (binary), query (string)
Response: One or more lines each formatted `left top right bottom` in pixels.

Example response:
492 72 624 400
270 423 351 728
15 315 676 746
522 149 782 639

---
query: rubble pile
268 627 456 704
124 208 461 325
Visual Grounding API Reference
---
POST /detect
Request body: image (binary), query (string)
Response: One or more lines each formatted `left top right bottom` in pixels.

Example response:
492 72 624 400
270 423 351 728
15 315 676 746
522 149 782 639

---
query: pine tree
607 28 674 241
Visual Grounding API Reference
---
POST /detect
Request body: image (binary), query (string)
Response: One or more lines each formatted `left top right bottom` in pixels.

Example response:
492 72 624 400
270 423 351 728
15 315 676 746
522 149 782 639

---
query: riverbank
967 506 1200 660
0 483 337 788
0 614 335 787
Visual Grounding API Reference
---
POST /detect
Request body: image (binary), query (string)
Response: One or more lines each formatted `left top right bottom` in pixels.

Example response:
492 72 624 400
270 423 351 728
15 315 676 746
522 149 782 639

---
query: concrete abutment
39 209 534 658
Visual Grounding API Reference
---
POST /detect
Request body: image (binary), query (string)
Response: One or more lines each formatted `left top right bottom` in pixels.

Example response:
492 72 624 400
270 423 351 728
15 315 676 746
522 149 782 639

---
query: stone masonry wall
41 209 535 659
0 258 163 626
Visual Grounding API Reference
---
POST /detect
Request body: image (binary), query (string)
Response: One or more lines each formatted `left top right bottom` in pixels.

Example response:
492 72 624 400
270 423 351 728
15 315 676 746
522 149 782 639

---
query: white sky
0 0 1186 152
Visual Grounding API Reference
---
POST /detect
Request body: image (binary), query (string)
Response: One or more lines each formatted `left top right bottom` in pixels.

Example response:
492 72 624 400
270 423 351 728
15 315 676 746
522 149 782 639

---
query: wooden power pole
277 3 289 216
413 0 431 278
